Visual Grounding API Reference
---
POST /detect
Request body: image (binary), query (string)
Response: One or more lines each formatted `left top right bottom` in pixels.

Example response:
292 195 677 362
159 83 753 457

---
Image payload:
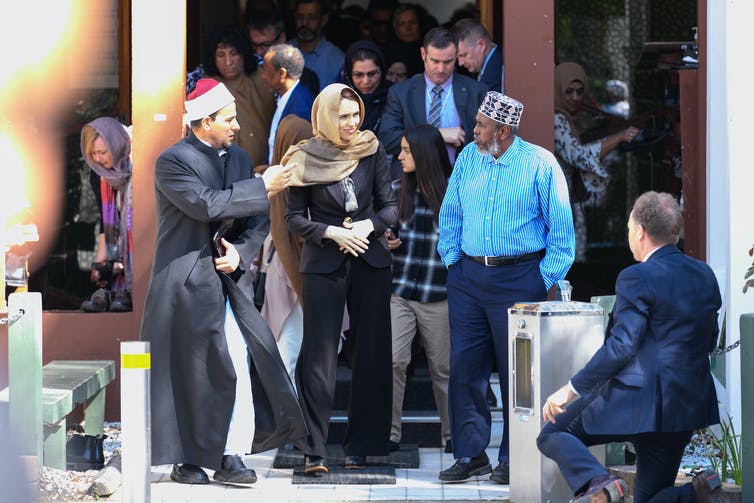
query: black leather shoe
444 439 453 454
344 455 367 469
170 463 209 485
109 290 132 312
692 470 730 503
213 454 257 484
438 452 492 482
388 441 400 452
304 455 328 476
81 288 111 313
570 475 628 503
490 461 509 484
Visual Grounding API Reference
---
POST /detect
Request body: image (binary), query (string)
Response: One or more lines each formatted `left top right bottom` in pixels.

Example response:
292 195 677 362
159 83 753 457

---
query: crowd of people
78 1 729 501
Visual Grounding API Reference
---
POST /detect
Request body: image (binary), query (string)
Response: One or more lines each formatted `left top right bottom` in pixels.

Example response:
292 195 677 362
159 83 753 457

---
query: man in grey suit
379 26 488 173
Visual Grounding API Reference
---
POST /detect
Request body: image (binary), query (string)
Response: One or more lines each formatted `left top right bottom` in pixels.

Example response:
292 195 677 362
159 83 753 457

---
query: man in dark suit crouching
537 191 729 503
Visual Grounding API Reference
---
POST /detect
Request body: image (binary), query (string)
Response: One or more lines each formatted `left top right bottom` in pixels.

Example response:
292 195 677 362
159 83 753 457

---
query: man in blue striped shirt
437 92 575 483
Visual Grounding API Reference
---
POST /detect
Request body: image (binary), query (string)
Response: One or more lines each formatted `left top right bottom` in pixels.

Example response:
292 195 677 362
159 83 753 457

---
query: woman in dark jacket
343 40 391 135
284 83 398 475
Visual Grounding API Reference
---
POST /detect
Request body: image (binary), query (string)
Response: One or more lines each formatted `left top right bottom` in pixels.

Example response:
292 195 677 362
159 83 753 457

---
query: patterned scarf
80 117 133 290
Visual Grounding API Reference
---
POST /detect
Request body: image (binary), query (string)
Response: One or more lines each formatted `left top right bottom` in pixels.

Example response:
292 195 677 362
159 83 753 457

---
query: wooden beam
504 0 554 149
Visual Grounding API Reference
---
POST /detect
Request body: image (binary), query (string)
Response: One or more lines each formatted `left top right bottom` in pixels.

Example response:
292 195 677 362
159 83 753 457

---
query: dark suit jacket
378 73 488 157
281 81 316 122
571 245 721 435
479 45 503 93
285 144 398 274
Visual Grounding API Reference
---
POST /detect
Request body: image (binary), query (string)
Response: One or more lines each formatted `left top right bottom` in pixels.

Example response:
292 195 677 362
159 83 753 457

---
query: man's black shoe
170 463 209 484
213 455 257 484
692 470 730 503
438 452 492 482
444 439 453 454
344 455 367 469
388 440 400 452
304 455 328 476
490 461 509 484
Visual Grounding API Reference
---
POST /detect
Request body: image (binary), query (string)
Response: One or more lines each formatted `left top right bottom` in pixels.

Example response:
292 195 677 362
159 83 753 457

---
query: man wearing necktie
379 27 488 174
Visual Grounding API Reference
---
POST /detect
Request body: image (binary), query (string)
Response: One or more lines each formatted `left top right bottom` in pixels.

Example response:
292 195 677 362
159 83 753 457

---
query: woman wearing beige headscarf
554 62 639 262
285 83 398 475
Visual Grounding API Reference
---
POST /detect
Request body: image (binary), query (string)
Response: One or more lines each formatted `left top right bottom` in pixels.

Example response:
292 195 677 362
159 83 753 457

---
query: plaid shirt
391 192 448 302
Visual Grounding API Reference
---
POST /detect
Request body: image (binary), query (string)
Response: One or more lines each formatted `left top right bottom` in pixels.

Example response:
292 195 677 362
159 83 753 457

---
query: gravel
39 422 121 502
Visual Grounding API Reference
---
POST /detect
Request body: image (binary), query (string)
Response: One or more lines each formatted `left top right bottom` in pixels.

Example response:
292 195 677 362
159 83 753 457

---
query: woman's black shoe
304 455 328 476
344 455 367 469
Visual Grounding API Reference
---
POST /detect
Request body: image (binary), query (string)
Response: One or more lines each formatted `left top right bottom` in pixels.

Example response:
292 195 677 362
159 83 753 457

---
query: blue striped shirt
437 136 575 290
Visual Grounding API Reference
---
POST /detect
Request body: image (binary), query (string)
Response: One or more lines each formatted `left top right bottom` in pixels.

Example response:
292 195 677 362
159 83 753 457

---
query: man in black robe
140 78 305 484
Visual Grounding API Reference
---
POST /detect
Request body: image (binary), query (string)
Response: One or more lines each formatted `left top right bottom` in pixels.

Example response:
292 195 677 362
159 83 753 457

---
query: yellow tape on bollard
121 353 151 369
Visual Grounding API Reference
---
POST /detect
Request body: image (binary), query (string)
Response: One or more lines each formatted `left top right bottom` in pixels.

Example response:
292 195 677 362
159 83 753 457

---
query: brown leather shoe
81 289 111 313
692 470 731 503
570 475 628 503
304 455 328 477
344 455 366 469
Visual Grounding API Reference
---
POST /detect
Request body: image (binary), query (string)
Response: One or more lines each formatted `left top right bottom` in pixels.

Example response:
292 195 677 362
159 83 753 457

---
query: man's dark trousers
446 255 546 462
537 396 695 503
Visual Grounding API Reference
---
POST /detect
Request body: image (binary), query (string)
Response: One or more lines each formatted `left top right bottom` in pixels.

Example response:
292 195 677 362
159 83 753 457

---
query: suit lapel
323 159 366 210
325 180 343 208
410 76 426 124
453 76 470 128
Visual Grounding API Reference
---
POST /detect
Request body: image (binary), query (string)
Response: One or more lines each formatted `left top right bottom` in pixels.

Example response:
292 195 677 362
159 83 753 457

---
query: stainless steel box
507 301 605 503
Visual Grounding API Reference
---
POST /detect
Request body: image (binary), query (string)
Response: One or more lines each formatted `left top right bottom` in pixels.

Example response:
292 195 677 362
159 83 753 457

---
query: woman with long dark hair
386 124 453 453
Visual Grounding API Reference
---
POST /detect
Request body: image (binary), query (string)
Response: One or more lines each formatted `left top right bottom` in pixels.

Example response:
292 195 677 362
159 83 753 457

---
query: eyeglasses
351 69 381 80
565 87 585 96
250 31 281 52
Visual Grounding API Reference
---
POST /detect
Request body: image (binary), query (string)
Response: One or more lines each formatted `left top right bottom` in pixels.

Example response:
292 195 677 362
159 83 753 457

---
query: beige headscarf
554 62 588 138
283 83 379 186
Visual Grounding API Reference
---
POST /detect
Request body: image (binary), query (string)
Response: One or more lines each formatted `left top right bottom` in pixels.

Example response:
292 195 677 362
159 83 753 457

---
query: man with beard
290 0 344 91
436 91 575 484
140 78 305 485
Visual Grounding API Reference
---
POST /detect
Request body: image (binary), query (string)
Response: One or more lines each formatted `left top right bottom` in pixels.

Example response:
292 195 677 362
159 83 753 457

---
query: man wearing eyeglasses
247 10 320 96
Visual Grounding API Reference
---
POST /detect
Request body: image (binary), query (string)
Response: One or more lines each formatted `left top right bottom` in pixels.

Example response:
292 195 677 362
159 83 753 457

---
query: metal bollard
120 341 151 503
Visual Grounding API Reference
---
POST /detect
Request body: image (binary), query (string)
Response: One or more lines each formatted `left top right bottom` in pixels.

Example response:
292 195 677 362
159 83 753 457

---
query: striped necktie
427 85 443 128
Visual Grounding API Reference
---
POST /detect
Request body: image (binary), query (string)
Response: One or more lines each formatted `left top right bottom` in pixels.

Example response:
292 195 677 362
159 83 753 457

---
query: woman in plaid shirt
386 124 453 453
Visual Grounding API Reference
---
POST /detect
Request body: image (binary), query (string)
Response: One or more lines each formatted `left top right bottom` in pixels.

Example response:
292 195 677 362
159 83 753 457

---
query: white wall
708 0 754 431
